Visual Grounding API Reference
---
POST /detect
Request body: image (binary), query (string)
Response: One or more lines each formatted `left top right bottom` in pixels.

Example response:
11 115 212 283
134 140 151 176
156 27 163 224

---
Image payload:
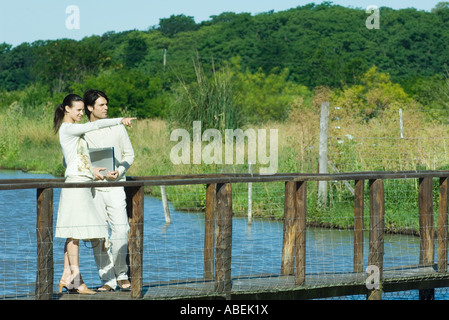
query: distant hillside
1 2 449 118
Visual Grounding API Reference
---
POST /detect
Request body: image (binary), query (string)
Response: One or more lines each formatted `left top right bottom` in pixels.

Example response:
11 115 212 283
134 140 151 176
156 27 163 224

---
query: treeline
1 2 449 123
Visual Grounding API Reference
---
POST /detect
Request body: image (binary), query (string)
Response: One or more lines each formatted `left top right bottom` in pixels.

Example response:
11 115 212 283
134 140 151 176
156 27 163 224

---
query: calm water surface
0 170 445 299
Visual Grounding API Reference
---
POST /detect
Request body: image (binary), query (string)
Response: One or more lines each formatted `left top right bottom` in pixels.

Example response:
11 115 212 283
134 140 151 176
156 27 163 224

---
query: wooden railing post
419 177 435 266
438 177 448 273
418 177 435 300
354 180 364 273
367 179 384 300
281 181 307 285
281 181 296 275
214 183 232 298
126 185 144 299
204 183 216 280
295 181 307 286
36 188 54 300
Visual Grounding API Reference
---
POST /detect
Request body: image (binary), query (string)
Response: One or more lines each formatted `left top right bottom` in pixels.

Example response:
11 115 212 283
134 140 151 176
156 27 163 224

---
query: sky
0 0 444 47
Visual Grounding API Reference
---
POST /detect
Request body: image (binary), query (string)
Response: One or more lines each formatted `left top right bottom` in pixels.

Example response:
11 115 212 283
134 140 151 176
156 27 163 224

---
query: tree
332 66 414 121
0 43 35 91
231 57 311 123
32 38 108 93
124 33 148 68
159 14 198 37
71 68 165 118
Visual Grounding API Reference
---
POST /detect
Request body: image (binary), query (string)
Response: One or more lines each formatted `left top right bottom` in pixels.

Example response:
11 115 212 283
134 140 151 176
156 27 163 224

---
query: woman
53 94 135 294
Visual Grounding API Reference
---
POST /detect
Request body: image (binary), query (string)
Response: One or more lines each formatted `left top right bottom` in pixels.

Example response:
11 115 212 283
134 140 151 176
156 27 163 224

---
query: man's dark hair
83 89 109 119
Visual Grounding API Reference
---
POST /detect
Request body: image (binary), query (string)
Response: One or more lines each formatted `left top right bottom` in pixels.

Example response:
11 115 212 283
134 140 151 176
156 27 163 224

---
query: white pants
91 187 129 289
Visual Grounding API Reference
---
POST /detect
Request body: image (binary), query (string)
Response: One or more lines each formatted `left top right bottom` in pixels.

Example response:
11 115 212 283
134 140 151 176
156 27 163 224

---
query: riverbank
0 106 447 232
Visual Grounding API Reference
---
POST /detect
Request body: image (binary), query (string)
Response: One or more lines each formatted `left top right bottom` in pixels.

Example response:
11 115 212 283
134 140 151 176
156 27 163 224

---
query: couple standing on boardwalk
53 90 136 295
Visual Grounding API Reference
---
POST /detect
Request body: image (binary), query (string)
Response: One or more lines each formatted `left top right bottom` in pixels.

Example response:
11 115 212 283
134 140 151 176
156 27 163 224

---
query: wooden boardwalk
2 171 449 300
3 264 447 300
53 264 449 300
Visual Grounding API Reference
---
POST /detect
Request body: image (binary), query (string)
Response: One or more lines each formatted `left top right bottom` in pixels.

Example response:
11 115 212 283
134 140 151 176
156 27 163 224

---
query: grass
1 102 448 233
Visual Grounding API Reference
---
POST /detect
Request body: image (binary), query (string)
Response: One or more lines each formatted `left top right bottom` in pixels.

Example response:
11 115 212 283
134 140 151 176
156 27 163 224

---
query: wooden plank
438 177 448 273
354 180 364 273
126 185 144 299
214 183 232 298
35 188 54 300
367 179 385 300
204 183 216 280
295 181 307 285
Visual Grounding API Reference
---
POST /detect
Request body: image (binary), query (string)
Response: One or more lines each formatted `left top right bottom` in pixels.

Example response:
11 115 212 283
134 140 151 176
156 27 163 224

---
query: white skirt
55 176 109 241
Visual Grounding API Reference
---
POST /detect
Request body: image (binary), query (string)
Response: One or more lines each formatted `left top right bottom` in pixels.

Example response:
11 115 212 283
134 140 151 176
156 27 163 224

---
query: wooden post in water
214 183 232 298
367 179 384 300
160 186 171 224
204 183 216 280
354 180 364 273
36 188 54 300
418 177 435 300
438 177 448 273
295 181 307 286
126 185 144 299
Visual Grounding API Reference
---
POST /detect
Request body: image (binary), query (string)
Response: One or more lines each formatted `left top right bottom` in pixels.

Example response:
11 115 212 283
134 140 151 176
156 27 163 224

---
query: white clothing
55 176 109 240
58 118 124 179
91 188 130 288
84 123 134 185
84 121 135 288
55 118 123 240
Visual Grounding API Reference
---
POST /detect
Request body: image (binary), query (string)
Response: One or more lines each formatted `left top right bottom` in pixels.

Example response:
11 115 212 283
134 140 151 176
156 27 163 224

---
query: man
83 89 135 291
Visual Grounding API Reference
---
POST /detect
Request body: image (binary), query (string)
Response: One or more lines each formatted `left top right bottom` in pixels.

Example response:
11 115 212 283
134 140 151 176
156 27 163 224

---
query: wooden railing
1 170 449 300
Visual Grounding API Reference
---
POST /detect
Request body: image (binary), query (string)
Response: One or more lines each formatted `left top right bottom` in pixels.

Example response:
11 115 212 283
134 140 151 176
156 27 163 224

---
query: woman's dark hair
53 94 84 133
83 89 109 119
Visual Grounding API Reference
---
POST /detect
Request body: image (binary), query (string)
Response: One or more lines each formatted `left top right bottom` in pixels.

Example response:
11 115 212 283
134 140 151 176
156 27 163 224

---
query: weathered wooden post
204 183 216 280
318 102 329 207
367 179 384 300
36 188 54 300
126 185 144 299
295 181 307 286
160 186 171 224
281 180 307 285
281 181 296 275
418 177 435 300
354 180 364 273
438 177 448 273
214 183 232 298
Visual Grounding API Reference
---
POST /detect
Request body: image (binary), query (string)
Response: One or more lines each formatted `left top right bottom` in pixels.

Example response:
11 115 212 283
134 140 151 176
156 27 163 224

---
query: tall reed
168 56 242 135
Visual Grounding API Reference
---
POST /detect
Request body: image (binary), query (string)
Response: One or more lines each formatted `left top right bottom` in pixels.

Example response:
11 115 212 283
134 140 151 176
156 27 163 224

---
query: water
0 170 446 299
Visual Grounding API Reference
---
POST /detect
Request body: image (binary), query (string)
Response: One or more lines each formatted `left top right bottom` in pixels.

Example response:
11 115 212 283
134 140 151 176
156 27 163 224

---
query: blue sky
0 0 444 47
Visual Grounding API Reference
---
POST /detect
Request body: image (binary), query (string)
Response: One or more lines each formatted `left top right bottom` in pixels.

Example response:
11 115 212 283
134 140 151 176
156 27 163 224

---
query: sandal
96 284 115 292
117 279 131 290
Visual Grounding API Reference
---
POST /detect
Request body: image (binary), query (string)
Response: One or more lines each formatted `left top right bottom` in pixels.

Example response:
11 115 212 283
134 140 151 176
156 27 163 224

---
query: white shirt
59 118 123 179
84 121 135 182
